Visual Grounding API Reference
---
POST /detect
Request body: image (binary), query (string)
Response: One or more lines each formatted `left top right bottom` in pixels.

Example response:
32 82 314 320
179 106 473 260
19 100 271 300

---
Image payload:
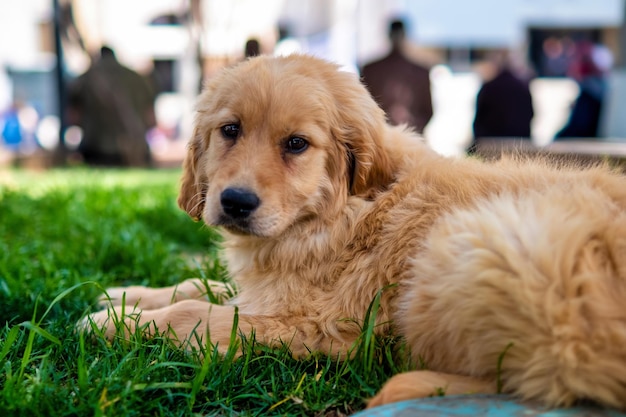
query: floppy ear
177 127 206 221
344 124 394 197
330 74 394 197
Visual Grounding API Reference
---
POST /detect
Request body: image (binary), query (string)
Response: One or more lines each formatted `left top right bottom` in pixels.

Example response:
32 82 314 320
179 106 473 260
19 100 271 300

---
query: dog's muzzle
220 187 260 220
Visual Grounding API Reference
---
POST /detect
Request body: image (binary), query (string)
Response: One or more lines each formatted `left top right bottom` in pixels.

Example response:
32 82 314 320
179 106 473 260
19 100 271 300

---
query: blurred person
1 101 41 155
555 41 612 139
245 38 261 58
360 19 433 133
469 51 534 154
540 36 574 77
67 46 156 167
1 104 23 152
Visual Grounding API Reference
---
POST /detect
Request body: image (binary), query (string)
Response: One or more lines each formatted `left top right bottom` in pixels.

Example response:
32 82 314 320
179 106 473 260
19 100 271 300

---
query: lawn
0 168 406 416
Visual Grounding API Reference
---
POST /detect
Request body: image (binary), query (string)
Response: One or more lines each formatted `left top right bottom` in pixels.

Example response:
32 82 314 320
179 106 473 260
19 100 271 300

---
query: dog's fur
88 55 626 410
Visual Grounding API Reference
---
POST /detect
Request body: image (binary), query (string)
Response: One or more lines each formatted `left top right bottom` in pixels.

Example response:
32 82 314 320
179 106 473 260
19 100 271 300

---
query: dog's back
393 156 626 408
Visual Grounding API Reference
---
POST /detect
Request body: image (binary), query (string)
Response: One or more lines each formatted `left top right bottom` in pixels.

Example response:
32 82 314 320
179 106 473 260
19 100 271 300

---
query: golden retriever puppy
87 54 626 410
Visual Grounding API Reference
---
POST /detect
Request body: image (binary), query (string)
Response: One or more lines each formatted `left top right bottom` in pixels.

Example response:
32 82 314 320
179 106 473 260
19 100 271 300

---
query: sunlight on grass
0 168 182 193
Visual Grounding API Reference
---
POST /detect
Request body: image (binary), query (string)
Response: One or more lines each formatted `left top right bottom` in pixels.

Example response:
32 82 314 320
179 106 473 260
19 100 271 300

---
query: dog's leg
367 370 495 408
84 300 353 357
99 278 234 310
85 299 241 349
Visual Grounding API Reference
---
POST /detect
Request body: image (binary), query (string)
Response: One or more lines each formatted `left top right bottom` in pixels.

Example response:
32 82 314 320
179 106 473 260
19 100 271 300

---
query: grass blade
19 321 61 346
0 325 21 365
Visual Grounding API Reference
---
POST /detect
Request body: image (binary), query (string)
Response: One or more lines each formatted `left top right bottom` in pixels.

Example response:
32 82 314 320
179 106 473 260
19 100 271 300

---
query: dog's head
178 55 394 237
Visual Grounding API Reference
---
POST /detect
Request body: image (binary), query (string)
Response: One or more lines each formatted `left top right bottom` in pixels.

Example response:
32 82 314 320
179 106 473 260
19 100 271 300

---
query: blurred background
1 0 626 167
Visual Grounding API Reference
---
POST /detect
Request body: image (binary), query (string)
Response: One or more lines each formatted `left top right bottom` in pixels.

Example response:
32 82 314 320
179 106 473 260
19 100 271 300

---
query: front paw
98 285 151 309
80 305 142 340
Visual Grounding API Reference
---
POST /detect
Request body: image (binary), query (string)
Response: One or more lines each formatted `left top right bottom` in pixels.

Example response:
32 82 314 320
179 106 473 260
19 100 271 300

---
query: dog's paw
98 279 222 310
98 285 152 309
368 372 438 408
79 305 142 340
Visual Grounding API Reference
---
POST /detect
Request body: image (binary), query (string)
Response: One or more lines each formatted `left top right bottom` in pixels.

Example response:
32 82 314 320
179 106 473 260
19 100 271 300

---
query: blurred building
380 0 623 72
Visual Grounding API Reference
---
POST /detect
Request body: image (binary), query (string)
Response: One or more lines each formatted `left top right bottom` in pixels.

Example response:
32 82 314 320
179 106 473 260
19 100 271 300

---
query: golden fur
88 55 626 410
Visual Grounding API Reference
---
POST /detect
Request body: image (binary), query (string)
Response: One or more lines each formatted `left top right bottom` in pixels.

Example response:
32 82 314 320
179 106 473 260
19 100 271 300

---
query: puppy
87 54 626 410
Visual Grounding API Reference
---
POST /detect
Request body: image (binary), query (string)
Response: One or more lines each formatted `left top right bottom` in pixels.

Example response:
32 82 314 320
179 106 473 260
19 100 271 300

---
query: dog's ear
330 75 394 197
344 129 394 197
177 126 206 221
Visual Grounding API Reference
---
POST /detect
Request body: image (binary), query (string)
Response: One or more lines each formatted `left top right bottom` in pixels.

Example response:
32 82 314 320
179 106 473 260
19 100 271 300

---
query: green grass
0 168 408 416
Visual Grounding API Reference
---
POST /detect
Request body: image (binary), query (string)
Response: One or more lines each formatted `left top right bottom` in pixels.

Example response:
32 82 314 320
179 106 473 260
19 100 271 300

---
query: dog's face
178 55 393 238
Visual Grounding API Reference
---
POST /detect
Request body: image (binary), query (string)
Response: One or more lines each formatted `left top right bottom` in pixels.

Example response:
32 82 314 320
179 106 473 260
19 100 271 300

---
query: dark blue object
1 109 22 147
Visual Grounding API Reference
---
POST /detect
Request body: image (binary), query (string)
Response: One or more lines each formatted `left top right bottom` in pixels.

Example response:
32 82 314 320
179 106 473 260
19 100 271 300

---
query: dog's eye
285 137 309 154
221 124 240 139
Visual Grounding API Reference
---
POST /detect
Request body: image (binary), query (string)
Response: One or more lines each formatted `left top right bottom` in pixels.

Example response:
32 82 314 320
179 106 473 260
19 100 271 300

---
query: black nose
220 188 260 219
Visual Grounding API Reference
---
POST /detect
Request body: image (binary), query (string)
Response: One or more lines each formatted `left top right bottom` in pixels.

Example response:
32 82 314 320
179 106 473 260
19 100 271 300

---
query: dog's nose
220 188 260 219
